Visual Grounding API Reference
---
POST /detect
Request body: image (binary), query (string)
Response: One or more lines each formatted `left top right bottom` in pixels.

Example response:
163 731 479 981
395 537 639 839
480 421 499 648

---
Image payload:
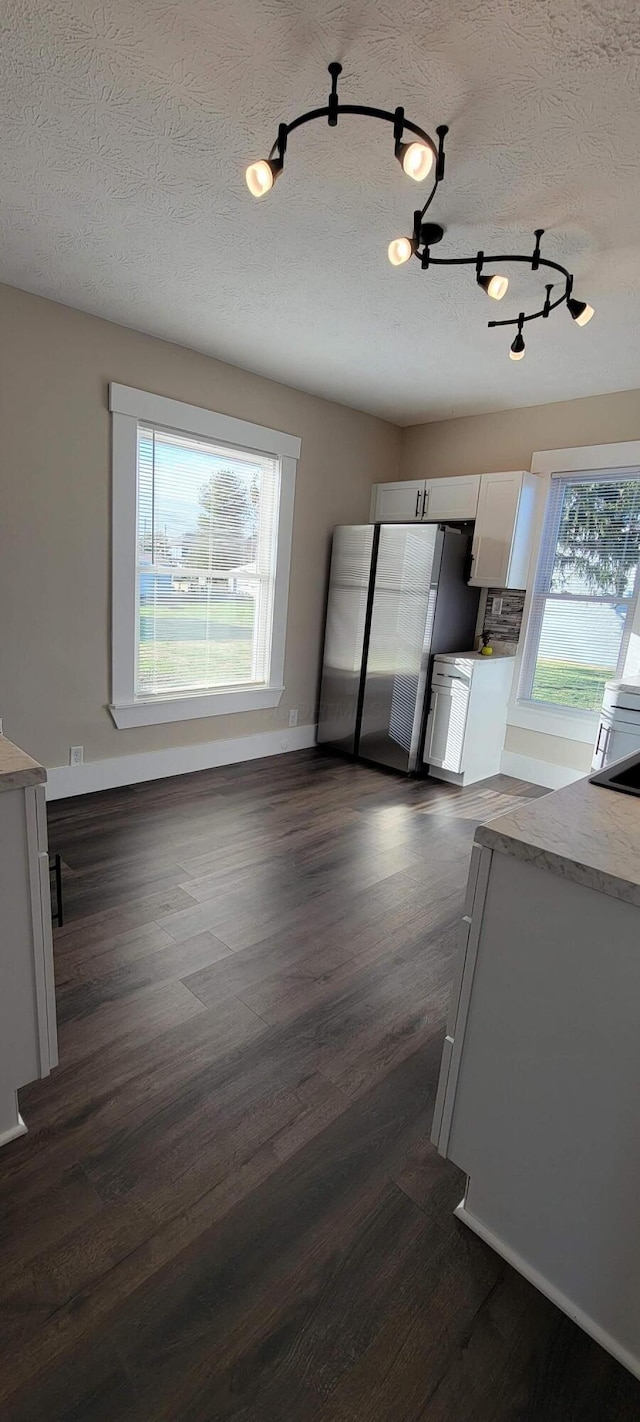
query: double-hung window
110 385 300 728
519 469 640 716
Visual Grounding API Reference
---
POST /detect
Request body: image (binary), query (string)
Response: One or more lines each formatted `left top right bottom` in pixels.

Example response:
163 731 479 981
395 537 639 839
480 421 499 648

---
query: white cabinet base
0 742 58 1149
424 655 514 785
435 843 640 1382
455 1196 640 1383
0 1089 27 1148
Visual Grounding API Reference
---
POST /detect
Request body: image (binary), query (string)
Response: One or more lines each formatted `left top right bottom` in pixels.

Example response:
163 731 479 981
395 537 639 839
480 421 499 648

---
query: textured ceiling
2 0 640 423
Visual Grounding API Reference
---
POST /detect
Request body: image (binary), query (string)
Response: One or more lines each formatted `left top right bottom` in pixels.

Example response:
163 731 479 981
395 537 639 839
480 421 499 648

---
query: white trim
506 439 640 741
454 1198 640 1383
45 724 317 800
0 1109 27 1150
111 412 139 707
531 441 640 477
110 685 284 728
507 702 597 744
110 386 299 727
500 749 586 788
109 383 301 460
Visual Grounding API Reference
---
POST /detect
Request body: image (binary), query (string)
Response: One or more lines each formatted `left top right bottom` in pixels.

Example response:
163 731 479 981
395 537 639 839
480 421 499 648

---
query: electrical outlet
69 745 84 766
491 595 503 617
288 708 299 728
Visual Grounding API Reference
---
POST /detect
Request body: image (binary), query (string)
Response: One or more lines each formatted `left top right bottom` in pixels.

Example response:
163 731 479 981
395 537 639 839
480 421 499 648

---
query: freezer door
359 523 442 772
317 525 375 753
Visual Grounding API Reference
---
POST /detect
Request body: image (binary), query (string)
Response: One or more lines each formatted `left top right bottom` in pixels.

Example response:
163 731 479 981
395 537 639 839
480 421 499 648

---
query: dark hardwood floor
1 750 639 1419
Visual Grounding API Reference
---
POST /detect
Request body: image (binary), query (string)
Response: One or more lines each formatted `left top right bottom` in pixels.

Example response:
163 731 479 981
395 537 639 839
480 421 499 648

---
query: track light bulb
245 159 279 198
388 236 414 266
397 141 434 182
509 331 526 361
567 297 595 326
478 272 509 300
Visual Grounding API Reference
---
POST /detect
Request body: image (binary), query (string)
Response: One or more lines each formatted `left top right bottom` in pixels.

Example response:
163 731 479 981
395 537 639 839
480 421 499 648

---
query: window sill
508 700 598 745
109 685 284 729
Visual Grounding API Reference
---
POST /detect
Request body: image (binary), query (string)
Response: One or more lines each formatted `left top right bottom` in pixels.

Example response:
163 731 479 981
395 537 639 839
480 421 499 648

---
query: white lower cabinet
0 743 58 1146
423 654 514 785
592 715 640 771
433 838 640 1381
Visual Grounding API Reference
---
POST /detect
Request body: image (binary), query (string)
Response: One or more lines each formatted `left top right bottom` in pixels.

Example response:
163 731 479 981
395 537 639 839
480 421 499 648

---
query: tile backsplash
481 587 526 653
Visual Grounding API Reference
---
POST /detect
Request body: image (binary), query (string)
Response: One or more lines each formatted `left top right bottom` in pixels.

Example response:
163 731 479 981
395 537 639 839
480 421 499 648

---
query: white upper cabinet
424 476 479 522
370 471 538 588
370 475 479 524
370 480 426 522
469 470 540 588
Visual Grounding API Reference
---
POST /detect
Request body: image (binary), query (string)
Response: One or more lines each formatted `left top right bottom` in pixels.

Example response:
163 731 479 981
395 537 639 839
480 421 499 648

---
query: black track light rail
267 62 447 181
416 242 573 329
249 64 595 360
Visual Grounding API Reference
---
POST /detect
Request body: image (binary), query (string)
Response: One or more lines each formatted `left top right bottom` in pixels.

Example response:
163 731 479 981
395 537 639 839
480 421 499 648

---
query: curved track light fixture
246 66 595 361
245 62 447 201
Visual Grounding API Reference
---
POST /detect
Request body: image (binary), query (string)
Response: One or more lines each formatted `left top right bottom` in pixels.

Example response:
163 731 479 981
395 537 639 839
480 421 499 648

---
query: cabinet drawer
432 663 472 688
464 844 483 917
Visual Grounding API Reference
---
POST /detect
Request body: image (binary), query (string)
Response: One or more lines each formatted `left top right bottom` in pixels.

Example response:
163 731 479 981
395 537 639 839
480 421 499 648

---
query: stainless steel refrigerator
317 522 480 773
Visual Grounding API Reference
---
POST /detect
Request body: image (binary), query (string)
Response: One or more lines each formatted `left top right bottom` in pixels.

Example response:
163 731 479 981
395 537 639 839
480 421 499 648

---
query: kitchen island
0 737 58 1145
432 772 640 1380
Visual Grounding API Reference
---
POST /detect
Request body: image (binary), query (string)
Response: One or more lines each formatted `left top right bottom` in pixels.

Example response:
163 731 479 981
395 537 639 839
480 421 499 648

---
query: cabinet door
372 481 425 522
25 786 58 1074
470 472 523 586
591 716 611 771
424 681 469 771
424 476 480 522
605 724 640 767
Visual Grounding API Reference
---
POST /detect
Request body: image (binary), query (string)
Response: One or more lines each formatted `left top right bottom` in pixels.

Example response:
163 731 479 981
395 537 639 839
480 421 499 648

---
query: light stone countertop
0 737 47 793
436 650 516 663
476 774 640 908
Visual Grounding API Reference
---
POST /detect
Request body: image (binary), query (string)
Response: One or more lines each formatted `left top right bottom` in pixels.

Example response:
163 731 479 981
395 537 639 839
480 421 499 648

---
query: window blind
520 469 640 713
136 424 281 698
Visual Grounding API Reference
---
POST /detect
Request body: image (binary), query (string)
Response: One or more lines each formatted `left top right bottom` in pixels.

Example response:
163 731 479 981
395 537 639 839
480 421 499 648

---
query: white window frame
509 441 640 744
109 383 300 729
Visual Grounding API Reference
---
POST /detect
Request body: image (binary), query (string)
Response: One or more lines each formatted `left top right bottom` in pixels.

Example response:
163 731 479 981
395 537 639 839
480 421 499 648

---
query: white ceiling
2 0 640 424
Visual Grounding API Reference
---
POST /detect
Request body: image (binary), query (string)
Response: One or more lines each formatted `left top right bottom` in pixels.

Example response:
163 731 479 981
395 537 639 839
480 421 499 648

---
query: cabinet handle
415 488 421 518
595 721 607 756
421 489 428 519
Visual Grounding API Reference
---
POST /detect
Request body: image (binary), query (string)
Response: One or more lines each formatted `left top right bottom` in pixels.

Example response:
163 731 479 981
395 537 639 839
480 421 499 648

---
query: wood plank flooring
2 750 639 1419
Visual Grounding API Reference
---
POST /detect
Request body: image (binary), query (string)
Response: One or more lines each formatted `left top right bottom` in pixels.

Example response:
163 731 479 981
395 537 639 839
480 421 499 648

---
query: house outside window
110 385 300 729
519 469 640 716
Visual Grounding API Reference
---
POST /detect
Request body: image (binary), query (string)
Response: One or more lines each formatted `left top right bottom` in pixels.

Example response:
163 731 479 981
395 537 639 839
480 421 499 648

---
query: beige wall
0 284 399 770
400 387 640 481
503 726 593 774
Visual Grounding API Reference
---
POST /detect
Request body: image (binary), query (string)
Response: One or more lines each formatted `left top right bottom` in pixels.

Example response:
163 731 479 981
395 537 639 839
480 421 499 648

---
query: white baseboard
455 1199 640 1382
46 724 317 800
0 1113 27 1149
500 749 586 789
